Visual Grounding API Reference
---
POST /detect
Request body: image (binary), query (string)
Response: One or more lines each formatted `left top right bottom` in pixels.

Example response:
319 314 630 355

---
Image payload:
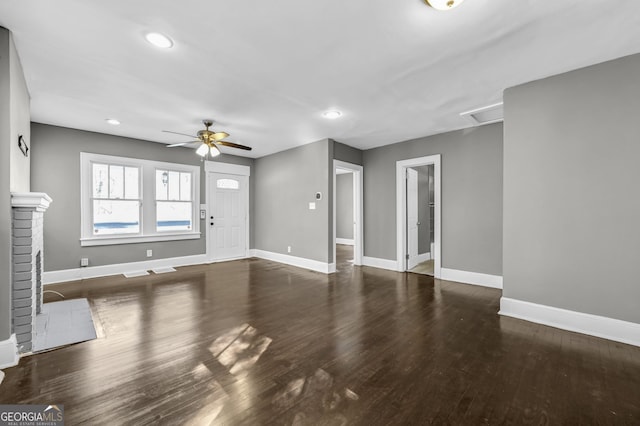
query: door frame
333 160 363 266
205 161 251 262
396 155 441 277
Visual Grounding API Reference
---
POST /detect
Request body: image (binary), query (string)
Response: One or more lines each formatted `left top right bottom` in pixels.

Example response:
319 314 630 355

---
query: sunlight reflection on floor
272 368 359 425
209 323 272 376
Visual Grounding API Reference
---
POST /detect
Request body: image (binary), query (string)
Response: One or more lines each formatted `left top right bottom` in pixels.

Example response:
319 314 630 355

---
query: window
216 178 239 189
156 170 192 232
81 153 200 246
92 163 140 235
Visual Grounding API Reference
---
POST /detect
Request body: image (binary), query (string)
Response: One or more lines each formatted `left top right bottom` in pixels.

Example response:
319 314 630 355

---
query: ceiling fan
164 119 252 157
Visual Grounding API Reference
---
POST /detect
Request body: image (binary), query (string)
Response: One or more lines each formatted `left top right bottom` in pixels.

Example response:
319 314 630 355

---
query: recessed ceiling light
106 118 120 126
424 0 465 11
322 110 343 119
145 32 173 49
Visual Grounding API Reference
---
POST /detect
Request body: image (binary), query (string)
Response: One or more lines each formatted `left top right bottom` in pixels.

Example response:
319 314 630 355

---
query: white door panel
208 173 247 260
407 168 419 270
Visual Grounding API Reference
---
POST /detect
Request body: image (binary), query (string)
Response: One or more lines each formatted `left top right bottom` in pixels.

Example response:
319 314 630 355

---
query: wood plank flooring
1 245 639 424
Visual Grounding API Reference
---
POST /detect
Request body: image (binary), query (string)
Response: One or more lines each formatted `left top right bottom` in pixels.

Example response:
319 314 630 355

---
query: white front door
407 168 419 270
208 172 248 261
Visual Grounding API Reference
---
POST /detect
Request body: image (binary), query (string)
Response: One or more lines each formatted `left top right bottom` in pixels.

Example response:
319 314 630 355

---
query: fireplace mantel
11 192 52 212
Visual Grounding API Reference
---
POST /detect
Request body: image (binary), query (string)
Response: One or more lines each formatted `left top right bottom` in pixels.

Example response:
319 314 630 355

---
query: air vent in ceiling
460 102 504 126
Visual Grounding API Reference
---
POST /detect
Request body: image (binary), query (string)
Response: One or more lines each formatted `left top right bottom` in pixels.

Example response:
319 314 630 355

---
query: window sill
80 232 201 247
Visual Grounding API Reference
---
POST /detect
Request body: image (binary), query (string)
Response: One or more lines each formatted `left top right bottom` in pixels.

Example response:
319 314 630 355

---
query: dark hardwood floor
1 245 639 425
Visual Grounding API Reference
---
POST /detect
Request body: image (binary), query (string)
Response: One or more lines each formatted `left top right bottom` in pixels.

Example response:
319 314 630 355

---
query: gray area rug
33 298 97 353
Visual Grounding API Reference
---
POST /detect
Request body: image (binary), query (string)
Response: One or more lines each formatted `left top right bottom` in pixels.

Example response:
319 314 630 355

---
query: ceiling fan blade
217 141 252 151
167 141 201 148
212 132 230 141
162 130 198 138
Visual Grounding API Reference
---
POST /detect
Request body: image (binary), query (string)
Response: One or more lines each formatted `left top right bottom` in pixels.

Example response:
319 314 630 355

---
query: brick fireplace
11 192 52 354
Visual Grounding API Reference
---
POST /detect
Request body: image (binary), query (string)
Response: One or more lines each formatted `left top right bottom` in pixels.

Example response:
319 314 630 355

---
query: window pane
168 171 180 200
124 167 139 199
93 200 139 235
109 165 124 199
156 170 168 201
180 172 191 201
157 201 192 232
217 178 239 189
93 163 108 198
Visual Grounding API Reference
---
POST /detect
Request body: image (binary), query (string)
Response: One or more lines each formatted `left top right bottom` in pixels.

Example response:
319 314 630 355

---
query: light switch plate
309 202 316 210
200 210 206 219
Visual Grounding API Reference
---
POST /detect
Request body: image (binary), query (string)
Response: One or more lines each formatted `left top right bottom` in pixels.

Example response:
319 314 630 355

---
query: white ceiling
1 0 639 158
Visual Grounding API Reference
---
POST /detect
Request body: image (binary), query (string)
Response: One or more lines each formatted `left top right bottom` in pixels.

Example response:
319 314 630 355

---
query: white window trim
80 152 201 246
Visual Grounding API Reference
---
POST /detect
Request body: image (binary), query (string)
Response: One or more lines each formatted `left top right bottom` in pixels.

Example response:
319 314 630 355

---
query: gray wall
334 140 363 166
363 123 503 276
336 173 353 240
31 123 254 271
413 165 431 254
0 28 31 341
0 28 12 341
254 139 331 263
9 31 30 193
503 52 640 324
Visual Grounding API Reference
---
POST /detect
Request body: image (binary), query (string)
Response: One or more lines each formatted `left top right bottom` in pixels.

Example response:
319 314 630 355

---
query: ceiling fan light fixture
145 32 174 49
195 143 209 157
210 145 221 157
213 132 229 141
424 0 465 11
166 119 251 155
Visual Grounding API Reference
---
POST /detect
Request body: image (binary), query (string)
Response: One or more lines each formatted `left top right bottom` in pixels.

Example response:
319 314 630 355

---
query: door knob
210 216 214 219
210 222 214 226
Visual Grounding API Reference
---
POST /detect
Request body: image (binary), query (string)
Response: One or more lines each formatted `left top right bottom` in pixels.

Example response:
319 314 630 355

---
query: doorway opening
406 165 435 275
396 155 441 278
333 160 363 269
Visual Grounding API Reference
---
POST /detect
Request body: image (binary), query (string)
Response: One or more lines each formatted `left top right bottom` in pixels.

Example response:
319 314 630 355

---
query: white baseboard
0 334 19 369
336 238 354 246
500 297 640 348
252 250 335 274
362 256 398 271
43 254 208 285
440 268 503 289
416 252 431 263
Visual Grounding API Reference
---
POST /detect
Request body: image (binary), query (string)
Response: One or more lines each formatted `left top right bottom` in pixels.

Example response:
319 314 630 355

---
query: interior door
208 172 247 261
407 168 419 270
